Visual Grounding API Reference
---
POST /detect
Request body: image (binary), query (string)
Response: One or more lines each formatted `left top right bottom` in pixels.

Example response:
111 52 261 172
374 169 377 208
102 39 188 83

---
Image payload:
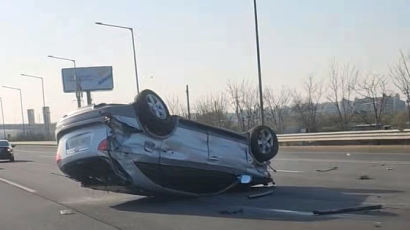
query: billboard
61 66 113 92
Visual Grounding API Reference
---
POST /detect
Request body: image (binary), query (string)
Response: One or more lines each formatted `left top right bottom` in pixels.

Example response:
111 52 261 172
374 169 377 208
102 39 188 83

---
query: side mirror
11 144 16 148
238 175 252 184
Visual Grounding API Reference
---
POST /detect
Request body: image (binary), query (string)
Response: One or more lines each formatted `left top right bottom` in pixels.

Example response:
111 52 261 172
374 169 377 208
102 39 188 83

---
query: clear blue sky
0 0 409 123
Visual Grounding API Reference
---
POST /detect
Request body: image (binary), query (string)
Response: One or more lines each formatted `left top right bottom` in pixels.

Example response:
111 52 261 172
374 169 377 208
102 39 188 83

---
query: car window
0 141 9 147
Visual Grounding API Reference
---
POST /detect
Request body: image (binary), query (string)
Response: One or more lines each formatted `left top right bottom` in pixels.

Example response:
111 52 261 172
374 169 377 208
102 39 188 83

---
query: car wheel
250 126 278 162
9 156 15 162
134 89 175 136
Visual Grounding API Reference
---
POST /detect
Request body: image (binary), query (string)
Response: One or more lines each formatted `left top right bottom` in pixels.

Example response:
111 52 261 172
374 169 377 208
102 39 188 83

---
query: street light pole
0 97 6 139
20 74 45 108
20 74 49 136
95 22 140 93
252 0 265 125
2 86 25 135
48 55 82 108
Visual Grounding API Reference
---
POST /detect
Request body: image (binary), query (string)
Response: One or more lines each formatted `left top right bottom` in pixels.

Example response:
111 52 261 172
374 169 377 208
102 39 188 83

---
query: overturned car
56 90 279 196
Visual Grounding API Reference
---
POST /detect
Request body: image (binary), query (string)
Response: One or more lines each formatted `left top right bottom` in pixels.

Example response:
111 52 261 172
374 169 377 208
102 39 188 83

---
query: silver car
56 89 279 196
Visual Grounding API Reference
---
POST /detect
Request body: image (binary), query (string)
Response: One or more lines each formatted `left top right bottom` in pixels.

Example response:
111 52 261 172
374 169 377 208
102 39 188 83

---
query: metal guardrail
278 130 410 142
11 130 410 145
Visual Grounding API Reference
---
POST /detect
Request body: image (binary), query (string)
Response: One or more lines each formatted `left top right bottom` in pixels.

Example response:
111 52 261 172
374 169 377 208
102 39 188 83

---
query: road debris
268 164 277 173
358 175 372 180
59 209 75 215
312 205 382 215
316 166 338 172
248 188 275 199
346 153 351 156
219 209 244 215
374 222 382 228
386 167 393 171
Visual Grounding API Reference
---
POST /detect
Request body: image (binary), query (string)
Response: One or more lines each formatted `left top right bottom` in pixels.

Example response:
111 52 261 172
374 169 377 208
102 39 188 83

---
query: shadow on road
111 186 400 221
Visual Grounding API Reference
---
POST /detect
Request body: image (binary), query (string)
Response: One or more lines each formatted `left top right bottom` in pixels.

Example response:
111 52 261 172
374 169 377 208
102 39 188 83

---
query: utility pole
253 0 265 125
186 85 191 119
86 91 92 105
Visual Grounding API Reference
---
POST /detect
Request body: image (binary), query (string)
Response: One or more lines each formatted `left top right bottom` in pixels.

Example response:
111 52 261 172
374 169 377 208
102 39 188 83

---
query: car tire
9 156 14 162
134 89 175 137
250 125 278 162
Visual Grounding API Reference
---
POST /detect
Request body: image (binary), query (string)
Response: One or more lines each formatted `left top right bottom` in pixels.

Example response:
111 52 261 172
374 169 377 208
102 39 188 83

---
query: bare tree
356 74 389 126
226 80 259 131
166 95 187 117
227 80 246 130
390 50 410 126
264 87 291 133
194 94 233 129
242 86 259 130
292 76 323 132
327 60 358 130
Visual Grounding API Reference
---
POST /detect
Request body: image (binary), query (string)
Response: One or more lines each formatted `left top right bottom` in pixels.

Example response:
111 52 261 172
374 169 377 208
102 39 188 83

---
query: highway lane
0 145 409 229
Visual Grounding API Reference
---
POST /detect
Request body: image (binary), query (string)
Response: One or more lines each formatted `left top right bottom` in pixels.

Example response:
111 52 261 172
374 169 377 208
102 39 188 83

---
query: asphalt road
0 145 409 230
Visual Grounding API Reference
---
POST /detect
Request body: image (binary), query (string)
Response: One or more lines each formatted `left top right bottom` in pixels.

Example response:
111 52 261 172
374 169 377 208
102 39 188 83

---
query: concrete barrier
11 141 57 146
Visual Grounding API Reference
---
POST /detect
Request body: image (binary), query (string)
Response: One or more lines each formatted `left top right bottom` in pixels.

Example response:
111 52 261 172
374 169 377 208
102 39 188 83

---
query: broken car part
247 187 275 199
316 166 338 172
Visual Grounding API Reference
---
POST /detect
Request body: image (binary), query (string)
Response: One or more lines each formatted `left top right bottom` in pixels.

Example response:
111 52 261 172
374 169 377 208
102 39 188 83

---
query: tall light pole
20 74 45 109
20 74 49 136
0 97 6 139
48 55 82 108
95 21 140 94
252 0 265 125
2 86 25 135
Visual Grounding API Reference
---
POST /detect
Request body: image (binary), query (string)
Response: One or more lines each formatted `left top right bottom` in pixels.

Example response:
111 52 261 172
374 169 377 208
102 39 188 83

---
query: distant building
385 94 406 113
353 94 405 114
27 109 35 125
318 99 354 115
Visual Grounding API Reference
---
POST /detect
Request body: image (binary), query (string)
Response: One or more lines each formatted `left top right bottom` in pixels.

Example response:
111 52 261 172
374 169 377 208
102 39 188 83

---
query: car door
160 125 209 169
158 124 213 193
208 131 249 171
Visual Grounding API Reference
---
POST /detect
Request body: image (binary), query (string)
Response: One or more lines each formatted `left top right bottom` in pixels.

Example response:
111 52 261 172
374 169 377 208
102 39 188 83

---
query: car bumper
59 156 129 185
0 152 12 159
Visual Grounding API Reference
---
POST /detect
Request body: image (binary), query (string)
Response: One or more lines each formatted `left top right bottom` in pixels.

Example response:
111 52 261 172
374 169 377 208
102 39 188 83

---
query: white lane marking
0 177 36 193
266 208 312 216
275 169 304 173
276 158 410 165
242 207 313 216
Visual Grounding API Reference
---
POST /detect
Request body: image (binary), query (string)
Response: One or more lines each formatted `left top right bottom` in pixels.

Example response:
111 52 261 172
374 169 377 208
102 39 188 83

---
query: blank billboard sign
61 66 113 92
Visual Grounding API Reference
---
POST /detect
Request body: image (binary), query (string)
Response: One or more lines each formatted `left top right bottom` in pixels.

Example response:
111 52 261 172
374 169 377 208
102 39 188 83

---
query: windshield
0 141 9 147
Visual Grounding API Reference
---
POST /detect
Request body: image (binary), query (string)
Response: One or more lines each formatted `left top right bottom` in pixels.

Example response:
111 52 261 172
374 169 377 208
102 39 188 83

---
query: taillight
97 138 109 151
56 151 61 163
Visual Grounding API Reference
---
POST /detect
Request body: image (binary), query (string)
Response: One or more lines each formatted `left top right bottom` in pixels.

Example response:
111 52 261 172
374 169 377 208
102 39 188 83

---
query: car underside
56 90 278 197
